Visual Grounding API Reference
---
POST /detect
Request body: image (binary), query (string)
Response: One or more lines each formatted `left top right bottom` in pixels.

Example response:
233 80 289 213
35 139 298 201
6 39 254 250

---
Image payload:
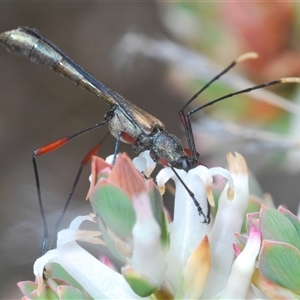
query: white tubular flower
23 151 289 300
202 152 249 298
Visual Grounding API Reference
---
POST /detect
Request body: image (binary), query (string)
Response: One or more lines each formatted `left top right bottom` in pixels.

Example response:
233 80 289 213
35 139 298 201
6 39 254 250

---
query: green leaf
260 206 300 251
95 215 127 262
260 240 300 293
122 267 158 297
148 185 169 248
51 264 92 299
17 281 37 297
278 206 300 238
17 280 58 300
57 286 85 300
90 183 136 238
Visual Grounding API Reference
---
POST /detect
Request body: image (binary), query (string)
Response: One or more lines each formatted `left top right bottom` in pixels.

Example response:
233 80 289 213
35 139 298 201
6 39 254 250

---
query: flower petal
34 216 144 299
203 152 249 298
157 167 211 294
133 150 156 177
129 193 166 284
183 235 210 299
220 225 261 299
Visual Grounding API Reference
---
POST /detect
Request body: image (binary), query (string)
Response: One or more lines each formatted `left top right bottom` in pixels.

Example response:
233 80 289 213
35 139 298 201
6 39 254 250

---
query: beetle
1 26 298 253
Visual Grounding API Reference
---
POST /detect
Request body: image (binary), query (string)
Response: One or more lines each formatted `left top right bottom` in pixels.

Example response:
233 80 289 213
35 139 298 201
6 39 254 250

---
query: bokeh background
1 2 300 298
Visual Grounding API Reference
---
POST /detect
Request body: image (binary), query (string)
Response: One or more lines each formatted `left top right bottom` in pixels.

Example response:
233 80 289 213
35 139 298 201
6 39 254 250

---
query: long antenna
179 52 259 161
188 77 300 117
181 52 259 111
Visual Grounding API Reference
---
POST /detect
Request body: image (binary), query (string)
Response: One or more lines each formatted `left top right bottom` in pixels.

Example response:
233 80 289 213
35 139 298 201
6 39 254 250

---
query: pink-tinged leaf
108 153 146 197
57 285 85 300
259 205 300 251
246 211 260 233
278 206 300 237
252 269 300 299
88 153 147 201
18 281 37 297
18 280 58 300
259 240 300 293
86 155 112 199
242 194 264 233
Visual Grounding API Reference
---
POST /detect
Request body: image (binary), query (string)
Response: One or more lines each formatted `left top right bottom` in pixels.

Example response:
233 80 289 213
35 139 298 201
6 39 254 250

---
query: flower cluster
18 151 300 299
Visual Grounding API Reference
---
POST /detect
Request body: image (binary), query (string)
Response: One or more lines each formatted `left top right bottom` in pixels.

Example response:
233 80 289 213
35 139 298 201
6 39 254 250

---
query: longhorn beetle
1 26 299 254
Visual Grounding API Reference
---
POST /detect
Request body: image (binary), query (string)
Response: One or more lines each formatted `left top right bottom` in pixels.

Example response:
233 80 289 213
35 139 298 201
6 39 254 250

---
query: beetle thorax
149 130 197 171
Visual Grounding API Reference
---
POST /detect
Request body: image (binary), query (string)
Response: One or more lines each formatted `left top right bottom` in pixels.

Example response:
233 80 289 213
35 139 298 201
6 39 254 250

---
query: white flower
21 151 264 299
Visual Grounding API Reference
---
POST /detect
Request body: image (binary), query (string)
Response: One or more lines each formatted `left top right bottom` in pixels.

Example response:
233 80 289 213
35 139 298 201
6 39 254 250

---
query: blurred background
1 2 300 298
